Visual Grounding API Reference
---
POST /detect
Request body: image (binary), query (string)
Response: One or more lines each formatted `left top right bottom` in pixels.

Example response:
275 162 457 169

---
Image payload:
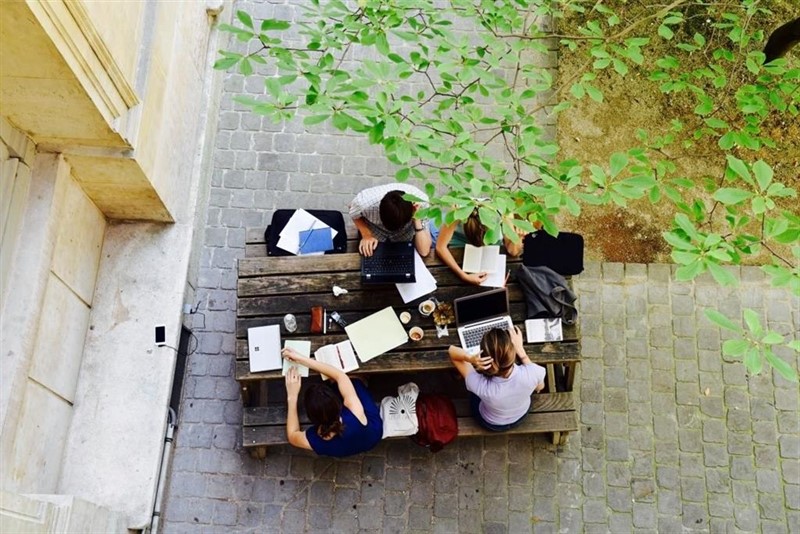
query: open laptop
454 288 514 354
361 241 416 284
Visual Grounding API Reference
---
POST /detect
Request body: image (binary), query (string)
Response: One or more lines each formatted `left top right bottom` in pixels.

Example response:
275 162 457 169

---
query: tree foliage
215 0 799 381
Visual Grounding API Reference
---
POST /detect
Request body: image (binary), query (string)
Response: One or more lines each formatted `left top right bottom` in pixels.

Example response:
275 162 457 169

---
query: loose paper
525 318 563 343
282 339 311 376
276 209 338 255
314 340 359 380
396 251 437 303
480 254 507 288
462 244 500 273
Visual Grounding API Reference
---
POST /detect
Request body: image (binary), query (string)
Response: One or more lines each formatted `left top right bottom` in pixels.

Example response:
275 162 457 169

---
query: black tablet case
522 231 584 276
265 209 348 256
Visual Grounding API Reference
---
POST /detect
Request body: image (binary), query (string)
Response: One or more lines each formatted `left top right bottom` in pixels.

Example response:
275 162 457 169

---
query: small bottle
283 313 297 333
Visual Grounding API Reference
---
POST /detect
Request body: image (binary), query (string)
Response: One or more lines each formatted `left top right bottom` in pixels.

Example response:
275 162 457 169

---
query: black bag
522 231 584 275
265 209 348 256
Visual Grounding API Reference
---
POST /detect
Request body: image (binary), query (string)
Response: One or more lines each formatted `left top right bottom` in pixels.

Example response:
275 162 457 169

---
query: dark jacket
516 265 578 325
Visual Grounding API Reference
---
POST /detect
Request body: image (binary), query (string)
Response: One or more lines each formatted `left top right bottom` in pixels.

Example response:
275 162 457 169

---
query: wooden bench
237 227 580 457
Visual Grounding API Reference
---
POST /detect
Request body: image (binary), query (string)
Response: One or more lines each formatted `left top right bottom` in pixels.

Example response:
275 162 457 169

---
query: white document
314 340 359 380
248 325 282 372
276 209 338 255
396 251 437 303
525 318 563 343
282 340 311 377
480 254 507 288
462 244 500 273
345 307 409 362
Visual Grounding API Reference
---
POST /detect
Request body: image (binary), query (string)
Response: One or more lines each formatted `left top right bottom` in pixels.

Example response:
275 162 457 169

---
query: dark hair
379 190 414 231
305 384 344 438
462 209 487 247
478 328 516 377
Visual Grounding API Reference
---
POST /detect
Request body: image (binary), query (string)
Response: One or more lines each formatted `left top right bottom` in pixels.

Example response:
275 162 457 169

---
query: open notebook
314 340 359 380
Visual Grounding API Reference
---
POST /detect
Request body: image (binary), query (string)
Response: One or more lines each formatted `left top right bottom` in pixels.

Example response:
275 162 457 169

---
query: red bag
410 394 458 452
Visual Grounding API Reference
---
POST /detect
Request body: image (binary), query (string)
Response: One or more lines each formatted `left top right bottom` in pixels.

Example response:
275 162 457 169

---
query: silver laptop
454 288 514 355
247 325 282 372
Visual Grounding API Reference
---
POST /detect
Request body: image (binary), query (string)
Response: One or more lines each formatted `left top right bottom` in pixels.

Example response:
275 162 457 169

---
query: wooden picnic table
236 229 580 456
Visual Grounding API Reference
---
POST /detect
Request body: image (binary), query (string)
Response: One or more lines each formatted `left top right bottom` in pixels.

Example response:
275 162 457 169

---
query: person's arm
448 345 493 379
285 366 312 449
435 221 487 285
282 348 367 424
412 217 432 257
353 216 378 257
509 327 544 391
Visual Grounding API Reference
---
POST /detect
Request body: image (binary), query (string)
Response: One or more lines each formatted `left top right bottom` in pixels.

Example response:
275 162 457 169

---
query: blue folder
298 228 334 254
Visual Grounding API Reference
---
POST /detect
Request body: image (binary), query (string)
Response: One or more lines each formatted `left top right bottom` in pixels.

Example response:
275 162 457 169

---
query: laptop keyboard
463 318 510 348
363 256 413 278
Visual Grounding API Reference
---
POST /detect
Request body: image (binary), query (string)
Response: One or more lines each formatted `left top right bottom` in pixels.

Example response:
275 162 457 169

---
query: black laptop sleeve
522 231 584 275
265 209 348 256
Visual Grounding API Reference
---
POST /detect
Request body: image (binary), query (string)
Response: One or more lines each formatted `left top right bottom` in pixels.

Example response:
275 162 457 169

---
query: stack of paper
276 209 338 255
314 340 359 380
463 244 500 273
282 339 311 376
396 251 437 303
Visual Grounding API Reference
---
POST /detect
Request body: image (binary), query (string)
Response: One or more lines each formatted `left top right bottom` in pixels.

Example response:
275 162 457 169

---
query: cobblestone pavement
161 1 800 531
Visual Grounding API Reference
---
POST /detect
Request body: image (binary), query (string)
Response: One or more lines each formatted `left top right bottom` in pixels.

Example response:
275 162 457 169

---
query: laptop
361 241 416 284
454 288 514 354
247 325 281 372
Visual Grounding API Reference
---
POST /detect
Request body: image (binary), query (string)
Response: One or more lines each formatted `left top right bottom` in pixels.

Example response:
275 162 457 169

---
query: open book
282 340 311 377
525 318 563 343
462 244 500 273
314 340 359 380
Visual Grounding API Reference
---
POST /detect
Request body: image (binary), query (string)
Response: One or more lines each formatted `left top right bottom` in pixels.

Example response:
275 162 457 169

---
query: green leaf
675 261 704 280
788 340 800 352
396 168 410 181
743 309 762 336
213 56 239 70
764 350 798 382
718 132 735 150
303 114 330 126
726 156 751 182
609 153 628 177
707 262 737 286
713 188 752 205
761 332 784 345
744 348 762 375
752 161 773 192
237 10 254 29
570 83 585 99
585 85 603 102
722 339 749 357
261 19 290 31
658 25 674 40
705 309 741 332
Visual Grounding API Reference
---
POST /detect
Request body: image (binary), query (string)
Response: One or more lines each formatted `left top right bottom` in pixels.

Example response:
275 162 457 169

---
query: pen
335 345 345 369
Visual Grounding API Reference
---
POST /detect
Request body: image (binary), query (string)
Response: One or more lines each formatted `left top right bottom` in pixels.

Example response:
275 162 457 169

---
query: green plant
214 0 799 381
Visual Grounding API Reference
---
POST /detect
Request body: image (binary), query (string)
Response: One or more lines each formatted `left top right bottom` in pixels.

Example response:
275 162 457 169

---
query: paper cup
409 326 424 341
399 311 412 324
418 300 435 316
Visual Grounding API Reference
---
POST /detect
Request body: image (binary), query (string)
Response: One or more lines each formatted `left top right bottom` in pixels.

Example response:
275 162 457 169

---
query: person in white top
448 326 546 431
348 183 432 257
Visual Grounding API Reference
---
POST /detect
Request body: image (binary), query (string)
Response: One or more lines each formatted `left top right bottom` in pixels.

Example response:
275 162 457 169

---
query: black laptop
361 242 416 284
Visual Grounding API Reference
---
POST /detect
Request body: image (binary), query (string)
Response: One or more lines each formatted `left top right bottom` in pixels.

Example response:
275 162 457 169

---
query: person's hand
510 326 525 354
285 366 302 399
470 351 493 371
282 347 302 363
359 236 378 256
462 272 488 285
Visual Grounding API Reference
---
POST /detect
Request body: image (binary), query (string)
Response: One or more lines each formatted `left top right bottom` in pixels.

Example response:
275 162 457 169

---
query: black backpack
264 209 348 256
522 231 584 275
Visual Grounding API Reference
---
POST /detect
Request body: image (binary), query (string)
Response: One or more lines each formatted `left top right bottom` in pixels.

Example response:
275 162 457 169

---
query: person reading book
448 327 545 432
434 209 524 285
349 183 432 257
283 347 383 457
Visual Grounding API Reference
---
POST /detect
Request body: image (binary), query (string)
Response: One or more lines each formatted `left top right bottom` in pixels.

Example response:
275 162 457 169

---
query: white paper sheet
345 307 408 362
276 209 338 255
282 339 311 377
480 254 507 288
395 251 437 303
525 318 563 343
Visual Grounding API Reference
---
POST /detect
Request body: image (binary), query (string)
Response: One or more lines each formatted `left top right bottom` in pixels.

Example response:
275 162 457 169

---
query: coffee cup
409 326 424 341
418 300 436 316
399 311 411 324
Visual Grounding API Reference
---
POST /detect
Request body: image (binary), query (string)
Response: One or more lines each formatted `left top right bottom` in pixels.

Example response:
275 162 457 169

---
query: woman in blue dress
282 347 383 457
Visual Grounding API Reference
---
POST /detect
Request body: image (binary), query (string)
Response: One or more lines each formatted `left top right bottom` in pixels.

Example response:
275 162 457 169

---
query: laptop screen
455 288 509 325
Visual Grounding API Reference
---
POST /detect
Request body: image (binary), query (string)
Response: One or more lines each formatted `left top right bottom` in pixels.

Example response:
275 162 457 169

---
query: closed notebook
345 307 408 362
298 228 334 254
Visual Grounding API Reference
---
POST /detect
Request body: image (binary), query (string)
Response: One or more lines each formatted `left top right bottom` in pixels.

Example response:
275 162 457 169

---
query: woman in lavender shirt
448 327 546 431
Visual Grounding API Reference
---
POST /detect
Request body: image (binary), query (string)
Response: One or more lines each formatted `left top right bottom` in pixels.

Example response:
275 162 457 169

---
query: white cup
418 300 435 316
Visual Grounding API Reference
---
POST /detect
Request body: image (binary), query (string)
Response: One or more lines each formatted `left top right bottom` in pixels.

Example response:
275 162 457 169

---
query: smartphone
155 325 166 346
